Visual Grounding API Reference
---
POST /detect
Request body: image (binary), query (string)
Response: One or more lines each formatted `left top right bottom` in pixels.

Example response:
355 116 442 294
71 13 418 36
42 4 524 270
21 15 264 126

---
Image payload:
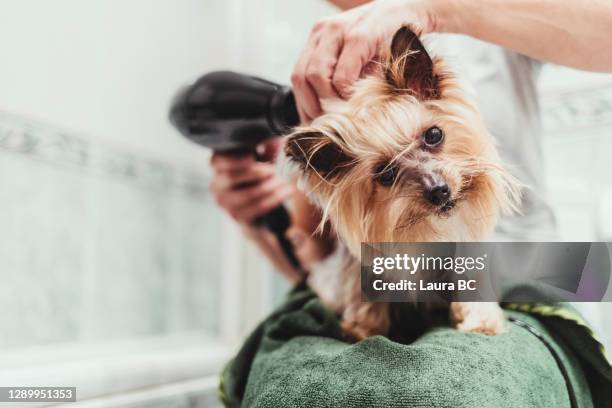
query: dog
284 26 521 340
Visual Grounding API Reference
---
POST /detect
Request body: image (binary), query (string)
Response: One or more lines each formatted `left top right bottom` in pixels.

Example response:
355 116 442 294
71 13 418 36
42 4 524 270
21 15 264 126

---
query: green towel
220 281 612 407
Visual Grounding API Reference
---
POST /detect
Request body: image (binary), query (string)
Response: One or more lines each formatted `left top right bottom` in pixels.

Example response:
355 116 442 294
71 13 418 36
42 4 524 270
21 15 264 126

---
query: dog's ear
385 26 440 100
285 130 353 179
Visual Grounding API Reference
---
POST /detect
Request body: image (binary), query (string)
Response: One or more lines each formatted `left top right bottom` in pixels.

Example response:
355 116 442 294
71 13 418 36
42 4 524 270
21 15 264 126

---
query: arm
292 0 612 120
210 140 334 283
241 189 336 284
434 0 612 72
327 0 370 11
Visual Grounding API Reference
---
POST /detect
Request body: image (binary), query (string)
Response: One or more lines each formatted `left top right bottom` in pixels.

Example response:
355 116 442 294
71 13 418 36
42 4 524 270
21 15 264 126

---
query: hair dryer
169 71 302 271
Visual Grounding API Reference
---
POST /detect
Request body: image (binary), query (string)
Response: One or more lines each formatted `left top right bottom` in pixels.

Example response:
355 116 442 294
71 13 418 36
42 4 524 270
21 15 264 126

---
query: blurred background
0 0 611 406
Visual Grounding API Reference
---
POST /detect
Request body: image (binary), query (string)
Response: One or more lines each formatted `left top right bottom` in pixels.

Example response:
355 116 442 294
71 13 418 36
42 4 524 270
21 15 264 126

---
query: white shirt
430 34 558 241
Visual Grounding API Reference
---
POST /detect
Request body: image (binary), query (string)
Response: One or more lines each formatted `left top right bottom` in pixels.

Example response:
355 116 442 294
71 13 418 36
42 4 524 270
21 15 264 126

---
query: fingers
210 151 255 173
213 175 284 210
292 15 378 120
292 60 321 122
209 151 293 224
212 162 275 191
291 19 344 123
211 174 293 224
257 138 284 162
305 32 343 102
235 183 294 223
333 31 373 98
292 34 321 122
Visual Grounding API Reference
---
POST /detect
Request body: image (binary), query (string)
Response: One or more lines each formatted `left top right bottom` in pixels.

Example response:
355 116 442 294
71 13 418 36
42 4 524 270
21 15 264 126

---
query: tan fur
285 27 521 340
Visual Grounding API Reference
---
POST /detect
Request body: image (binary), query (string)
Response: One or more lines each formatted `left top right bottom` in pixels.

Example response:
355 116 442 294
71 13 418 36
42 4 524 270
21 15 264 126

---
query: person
209 0 612 283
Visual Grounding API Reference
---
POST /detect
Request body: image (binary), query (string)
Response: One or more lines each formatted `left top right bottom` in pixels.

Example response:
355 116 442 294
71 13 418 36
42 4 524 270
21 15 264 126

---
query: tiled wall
0 111 221 349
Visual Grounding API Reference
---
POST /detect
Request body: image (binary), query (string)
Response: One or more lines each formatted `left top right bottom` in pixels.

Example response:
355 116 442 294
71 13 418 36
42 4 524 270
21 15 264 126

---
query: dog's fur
284 26 521 340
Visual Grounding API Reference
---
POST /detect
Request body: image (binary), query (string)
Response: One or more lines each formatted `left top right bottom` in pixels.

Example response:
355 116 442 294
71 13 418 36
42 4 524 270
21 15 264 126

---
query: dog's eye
375 165 398 187
423 126 444 146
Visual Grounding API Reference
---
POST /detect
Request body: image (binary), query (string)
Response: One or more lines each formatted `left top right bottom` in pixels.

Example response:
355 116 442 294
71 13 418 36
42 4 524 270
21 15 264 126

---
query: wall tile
0 112 219 349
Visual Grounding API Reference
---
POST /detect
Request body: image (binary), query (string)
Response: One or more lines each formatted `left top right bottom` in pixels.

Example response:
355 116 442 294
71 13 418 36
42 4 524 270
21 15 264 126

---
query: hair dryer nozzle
169 71 299 152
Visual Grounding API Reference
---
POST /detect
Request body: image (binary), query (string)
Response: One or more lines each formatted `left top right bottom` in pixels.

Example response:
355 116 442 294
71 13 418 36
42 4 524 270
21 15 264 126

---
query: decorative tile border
3 82 611 183
0 111 209 197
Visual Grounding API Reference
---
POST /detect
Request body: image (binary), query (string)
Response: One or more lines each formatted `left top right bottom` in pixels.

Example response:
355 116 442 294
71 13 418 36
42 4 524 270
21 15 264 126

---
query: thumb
258 137 283 162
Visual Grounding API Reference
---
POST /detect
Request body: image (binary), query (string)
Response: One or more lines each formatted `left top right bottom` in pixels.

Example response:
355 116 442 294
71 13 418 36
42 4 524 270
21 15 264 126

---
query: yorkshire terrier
284 26 521 340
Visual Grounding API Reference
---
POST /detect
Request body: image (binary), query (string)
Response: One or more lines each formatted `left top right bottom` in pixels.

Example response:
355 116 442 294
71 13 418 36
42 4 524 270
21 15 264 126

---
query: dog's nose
424 184 451 206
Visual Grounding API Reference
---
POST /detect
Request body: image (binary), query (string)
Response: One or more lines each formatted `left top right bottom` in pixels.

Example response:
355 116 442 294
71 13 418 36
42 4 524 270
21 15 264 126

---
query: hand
209 138 294 225
291 0 435 122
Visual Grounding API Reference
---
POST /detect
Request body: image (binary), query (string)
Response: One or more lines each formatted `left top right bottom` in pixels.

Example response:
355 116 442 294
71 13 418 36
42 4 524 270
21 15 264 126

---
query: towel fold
220 281 612 407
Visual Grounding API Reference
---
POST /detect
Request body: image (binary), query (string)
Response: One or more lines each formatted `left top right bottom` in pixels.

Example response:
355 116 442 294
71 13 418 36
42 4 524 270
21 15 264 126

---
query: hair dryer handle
254 205 290 232
254 205 302 271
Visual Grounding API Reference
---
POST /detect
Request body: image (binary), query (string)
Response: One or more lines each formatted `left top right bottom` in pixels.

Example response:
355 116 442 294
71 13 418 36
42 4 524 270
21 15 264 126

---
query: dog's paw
340 302 390 342
341 320 371 342
450 302 505 336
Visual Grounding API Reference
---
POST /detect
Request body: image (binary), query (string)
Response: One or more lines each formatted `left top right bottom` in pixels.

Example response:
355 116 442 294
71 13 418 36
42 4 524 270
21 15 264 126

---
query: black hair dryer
169 71 302 271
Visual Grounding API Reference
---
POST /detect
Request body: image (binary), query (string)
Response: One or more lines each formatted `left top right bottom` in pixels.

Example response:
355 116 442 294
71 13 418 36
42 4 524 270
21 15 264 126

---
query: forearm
327 0 371 11
242 225 303 284
431 0 612 72
242 189 336 284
